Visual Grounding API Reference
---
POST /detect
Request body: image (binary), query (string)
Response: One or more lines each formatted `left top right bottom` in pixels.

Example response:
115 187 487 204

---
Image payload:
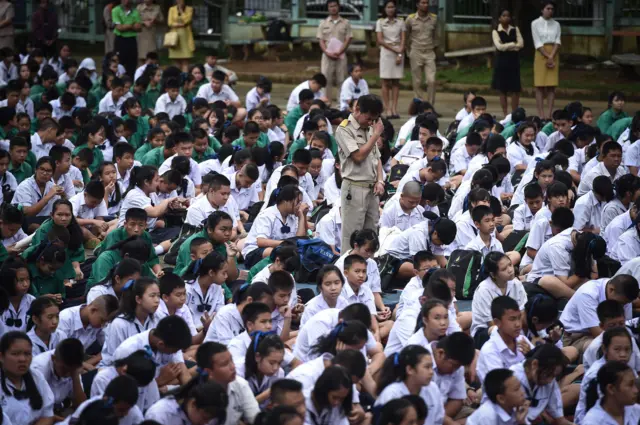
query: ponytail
586 360 630 412
377 345 430 395
124 165 157 198
311 320 368 357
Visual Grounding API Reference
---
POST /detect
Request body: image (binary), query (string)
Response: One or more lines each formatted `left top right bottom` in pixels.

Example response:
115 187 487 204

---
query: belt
344 179 375 188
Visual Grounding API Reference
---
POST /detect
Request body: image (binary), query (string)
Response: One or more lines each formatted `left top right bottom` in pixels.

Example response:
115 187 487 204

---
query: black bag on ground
376 254 404 293
293 238 337 283
447 249 483 300
265 19 292 42
164 222 201 265
502 230 529 256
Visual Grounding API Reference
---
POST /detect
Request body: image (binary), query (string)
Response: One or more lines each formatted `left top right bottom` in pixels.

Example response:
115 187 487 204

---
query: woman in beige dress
137 0 164 62
531 0 561 120
168 0 194 72
376 0 405 119
0 0 14 50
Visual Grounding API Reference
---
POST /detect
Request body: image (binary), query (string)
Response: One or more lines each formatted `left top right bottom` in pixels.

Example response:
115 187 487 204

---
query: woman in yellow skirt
531 1 561 120
168 0 195 72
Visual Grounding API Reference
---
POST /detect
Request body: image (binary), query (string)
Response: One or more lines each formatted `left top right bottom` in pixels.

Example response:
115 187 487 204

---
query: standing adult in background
168 0 195 72
405 0 438 106
112 0 141 78
0 0 15 50
335 94 385 252
491 9 523 118
531 0 561 120
316 0 352 104
376 0 405 119
103 0 119 54
137 0 164 65
31 0 58 58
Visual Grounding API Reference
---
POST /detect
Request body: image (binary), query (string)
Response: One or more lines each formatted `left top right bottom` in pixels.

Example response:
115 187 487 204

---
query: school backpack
293 238 337 283
164 222 201 265
502 230 529 257
265 19 292 42
447 249 483 300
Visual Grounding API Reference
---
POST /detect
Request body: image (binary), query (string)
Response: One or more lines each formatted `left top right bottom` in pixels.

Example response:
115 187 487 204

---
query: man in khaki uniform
317 0 352 103
335 94 385 251
406 0 439 105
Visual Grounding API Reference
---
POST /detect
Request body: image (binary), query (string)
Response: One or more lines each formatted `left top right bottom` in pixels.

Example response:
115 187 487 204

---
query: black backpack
164 222 201 265
447 249 483 300
293 238 337 283
502 230 529 257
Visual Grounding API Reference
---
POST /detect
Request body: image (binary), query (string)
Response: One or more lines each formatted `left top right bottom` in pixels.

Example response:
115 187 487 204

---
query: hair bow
393 352 400 366
330 322 346 338
250 330 276 352
123 279 135 291
193 258 203 275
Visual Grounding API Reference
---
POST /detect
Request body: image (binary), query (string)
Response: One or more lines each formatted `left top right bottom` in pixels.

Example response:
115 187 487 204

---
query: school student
72 120 107 175
578 141 626 197
471 252 527 343
609 217 640 266
402 299 452 352
450 131 482 176
154 78 187 120
88 237 154 288
239 332 286 406
339 254 380 333
101 277 161 366
98 76 126 116
476 296 534 382
112 315 193 388
87 259 142 304
463 134 507 183
316 201 342 255
601 174 640 231
157 132 203 190
301 265 349 327
69 180 109 245
157 272 199 338
26 297 66 356
597 91 628 135
396 159 447 194
227 302 277 363
458 96 488 133
513 183 544 231
464 206 515 263
184 251 227 326
0 257 35 332
303 366 354 425
374 345 444 425
30 338 86 412
559 275 637 357
466 368 529 425
0 331 55 425
185 173 240 232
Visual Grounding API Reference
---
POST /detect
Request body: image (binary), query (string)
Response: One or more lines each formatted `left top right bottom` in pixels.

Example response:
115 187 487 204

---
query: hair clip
393 352 400 366
196 367 209 379
104 397 114 408
193 258 203 275
239 282 250 292
250 330 276 352
330 322 346 337
123 279 135 291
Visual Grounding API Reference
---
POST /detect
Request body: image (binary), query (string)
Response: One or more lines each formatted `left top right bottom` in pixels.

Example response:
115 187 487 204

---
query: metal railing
621 0 640 17
230 0 292 18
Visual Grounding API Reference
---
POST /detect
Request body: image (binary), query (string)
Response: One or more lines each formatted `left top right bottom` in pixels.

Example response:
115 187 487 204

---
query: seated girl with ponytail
581 361 640 425
69 397 119 425
91 350 159 414
0 331 55 425
575 327 634 423
304 366 354 425
86 259 142 303
374 345 444 425
27 297 66 356
0 257 35 332
183 251 228 328
144 374 228 425
309 320 369 361
65 375 143 425
384 211 457 274
87 237 154 288
24 199 85 283
239 332 286 406
24 230 68 302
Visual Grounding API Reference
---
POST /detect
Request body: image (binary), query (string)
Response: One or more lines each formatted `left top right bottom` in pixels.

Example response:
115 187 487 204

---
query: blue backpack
294 238 337 283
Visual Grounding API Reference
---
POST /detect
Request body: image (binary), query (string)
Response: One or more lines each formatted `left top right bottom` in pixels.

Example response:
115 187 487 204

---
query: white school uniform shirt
185 280 225 325
0 61 17 82
154 93 187 119
185 194 239 228
466 400 521 425
577 161 627 197
603 210 632 256
624 140 640 169
561 278 632 335
86 283 117 304
424 341 467 403
395 116 416 147
236 364 285 398
224 171 260 211
462 154 489 182
507 141 539 172
69 192 108 219
228 330 296 367
113 330 185 375
241 205 300 257
134 63 148 82
573 191 605 230
0 368 54 425
101 314 160 366
268 126 286 144
145 397 208 425
447 178 472 220
476 330 534 383
52 171 76 200
374 381 445 425
582 400 640 425
583 326 640 372
457 113 475 133
583 156 600 177
117 186 158 229
286 353 360 403
12 176 60 216
159 154 202 186
394 276 424 320
204 303 244 344
195 83 239 104
334 249 382 293
304 396 349 425
527 227 575 282
510 362 564 421
610 227 640 265
1 227 25 248
27 329 67 356
31 133 77 161
222 377 261 425
98 91 125 116
17 97 35 119
31 351 76 405
569 145 589 174
264 165 314 207
1 295 34 333
301 294 349 327
316 203 342 251
450 144 474 175
286 80 325 112
199 158 223 176
523 209 553 266
323 174 341 206
602 198 627 232
385 220 445 260
292 114 333 141
393 139 424 164
91 365 160 413
456 107 470 121
50 98 74 120
513 203 535 231
465 233 504 259
471 277 527 337
245 86 271 111
544 130 569 152
449 210 480 253
156 299 198 336
339 77 369 111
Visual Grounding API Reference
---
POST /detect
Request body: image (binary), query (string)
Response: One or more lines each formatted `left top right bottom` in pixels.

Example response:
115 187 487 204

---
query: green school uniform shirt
456 124 471 142
174 229 230 276
142 85 161 112
27 219 85 279
0 243 8 264
246 257 272 284
541 121 554 136
231 135 268 149
501 123 517 140
30 85 46 100
26 151 37 171
9 161 33 185
192 146 215 163
598 109 629 136
112 5 141 38
141 146 166 167
73 144 104 175
80 168 90 184
608 117 633 142
93 227 160 266
285 106 303 136
86 92 99 112
135 143 154 161
286 138 308 163
122 115 150 150
87 250 154 288
209 135 222 152
27 263 67 298
30 118 39 135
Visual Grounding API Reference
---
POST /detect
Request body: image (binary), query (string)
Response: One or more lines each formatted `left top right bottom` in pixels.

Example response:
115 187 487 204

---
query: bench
226 39 263 61
444 46 496 69
612 30 640 54
611 53 640 78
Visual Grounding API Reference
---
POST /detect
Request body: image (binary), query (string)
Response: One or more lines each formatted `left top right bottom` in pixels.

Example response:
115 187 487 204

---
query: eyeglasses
38 168 53 174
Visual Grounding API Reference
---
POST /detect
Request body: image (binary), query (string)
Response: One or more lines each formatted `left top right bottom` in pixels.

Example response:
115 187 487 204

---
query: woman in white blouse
531 1 562 120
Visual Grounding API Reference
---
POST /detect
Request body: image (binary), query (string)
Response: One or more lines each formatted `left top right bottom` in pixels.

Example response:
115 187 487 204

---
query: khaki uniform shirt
316 16 352 44
405 12 438 53
335 115 380 182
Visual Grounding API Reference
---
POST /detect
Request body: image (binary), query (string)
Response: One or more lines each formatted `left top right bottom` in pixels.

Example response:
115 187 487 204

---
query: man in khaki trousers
406 0 439 106
317 0 352 104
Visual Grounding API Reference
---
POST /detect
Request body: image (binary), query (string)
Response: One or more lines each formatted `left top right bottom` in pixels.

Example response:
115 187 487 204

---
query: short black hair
608 274 640 302
597 299 625 323
490 296 520 321
125 207 147 222
593 175 615 202
244 121 260 135
268 270 295 293
311 73 327 87
524 183 543 200
471 204 493 224
154 316 192 350
344 254 366 271
270 379 303 405
49 145 72 163
292 148 312 165
114 142 135 159
241 302 272 326
298 89 314 102
435 332 475 366
84 180 105 200
159 272 186 297
484 368 514 403
55 338 85 368
550 207 574 230
74 148 94 164
357 94 383 115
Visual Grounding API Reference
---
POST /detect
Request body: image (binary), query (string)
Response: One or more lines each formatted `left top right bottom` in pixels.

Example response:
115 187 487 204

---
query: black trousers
114 35 138 78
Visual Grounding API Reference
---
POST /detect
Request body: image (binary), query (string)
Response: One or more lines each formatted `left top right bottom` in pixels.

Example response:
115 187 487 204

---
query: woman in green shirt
87 236 155 289
597 91 628 135
25 240 67 300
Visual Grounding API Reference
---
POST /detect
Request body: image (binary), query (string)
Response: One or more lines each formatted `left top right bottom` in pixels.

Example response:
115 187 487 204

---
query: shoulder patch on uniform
408 13 416 19
339 119 349 127
429 12 437 18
